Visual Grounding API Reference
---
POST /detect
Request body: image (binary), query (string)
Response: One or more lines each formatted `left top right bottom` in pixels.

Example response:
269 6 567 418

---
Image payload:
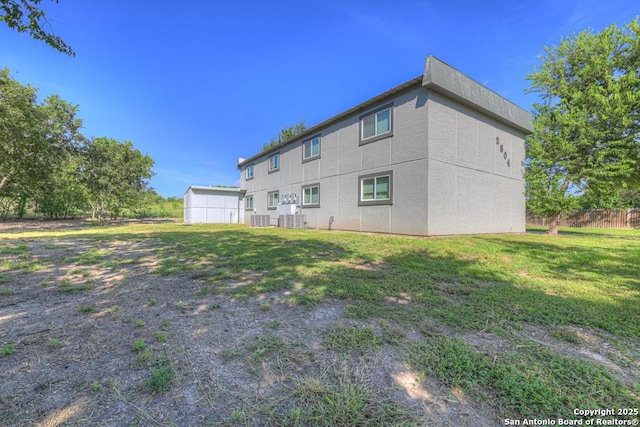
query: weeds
286 368 414 425
77 304 98 313
553 329 581 345
136 349 154 364
145 357 175 394
322 325 382 352
0 244 29 255
406 334 638 418
60 278 94 293
2 343 15 356
132 339 146 352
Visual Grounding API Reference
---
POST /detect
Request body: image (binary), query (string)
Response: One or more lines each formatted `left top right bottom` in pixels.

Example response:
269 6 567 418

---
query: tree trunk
548 212 560 236
0 176 8 191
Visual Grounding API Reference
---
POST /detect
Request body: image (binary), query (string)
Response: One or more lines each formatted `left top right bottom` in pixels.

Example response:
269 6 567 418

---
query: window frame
301 183 320 208
302 135 321 163
358 170 393 206
268 153 280 173
245 164 254 180
359 103 394 145
244 195 254 210
267 190 279 210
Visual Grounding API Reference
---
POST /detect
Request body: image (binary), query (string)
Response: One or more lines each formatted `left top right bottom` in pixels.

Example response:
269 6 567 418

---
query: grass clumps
284 369 414 426
2 343 15 356
59 278 94 293
322 325 382 353
0 244 29 255
155 331 168 342
406 334 638 419
132 339 146 352
77 304 98 314
145 357 175 394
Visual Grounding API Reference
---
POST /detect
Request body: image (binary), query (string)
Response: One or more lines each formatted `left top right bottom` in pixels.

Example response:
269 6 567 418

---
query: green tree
577 187 640 209
0 0 74 55
261 119 307 151
0 68 47 193
81 137 154 224
34 94 87 217
35 155 87 218
526 18 640 234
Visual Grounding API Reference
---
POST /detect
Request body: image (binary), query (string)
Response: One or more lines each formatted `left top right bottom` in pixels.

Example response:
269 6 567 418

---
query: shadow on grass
4 224 638 338
1 224 639 424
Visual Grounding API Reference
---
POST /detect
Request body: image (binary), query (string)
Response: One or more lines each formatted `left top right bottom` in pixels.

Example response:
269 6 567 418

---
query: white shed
183 186 245 224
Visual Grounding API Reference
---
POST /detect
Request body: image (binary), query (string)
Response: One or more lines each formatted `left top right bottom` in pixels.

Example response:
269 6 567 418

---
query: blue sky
1 0 637 197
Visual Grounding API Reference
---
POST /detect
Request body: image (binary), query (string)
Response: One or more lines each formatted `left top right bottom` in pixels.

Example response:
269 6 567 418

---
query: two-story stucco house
237 56 533 236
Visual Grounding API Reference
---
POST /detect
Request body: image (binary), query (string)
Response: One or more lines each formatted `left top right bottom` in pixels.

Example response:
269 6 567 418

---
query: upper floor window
303 136 321 161
358 170 393 206
360 103 393 144
267 191 279 209
268 153 280 172
302 184 320 207
245 164 254 180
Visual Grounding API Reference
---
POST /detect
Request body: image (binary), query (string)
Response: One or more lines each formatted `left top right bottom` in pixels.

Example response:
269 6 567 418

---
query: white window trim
359 103 394 145
358 170 393 206
244 195 254 210
267 190 279 209
302 135 321 162
245 164 254 180
301 183 320 207
268 153 280 173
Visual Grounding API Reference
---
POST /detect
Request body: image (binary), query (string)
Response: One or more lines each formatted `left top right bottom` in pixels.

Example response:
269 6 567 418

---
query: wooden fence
526 209 640 229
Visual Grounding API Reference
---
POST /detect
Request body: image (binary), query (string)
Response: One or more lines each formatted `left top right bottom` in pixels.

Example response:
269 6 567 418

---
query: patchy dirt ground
0 219 500 426
0 219 637 426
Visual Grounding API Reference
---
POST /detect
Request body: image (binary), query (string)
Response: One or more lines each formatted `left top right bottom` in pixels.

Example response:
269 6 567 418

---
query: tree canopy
525 18 640 234
0 67 156 222
81 137 155 224
261 119 307 151
0 0 74 55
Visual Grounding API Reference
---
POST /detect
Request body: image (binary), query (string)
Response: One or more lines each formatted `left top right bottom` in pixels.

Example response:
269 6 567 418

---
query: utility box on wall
183 186 245 224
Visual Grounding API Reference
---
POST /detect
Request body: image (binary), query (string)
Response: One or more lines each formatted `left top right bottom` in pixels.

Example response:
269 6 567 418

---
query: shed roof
183 186 244 196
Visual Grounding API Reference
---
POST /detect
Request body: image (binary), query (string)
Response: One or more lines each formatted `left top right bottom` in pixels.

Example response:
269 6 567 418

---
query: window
360 104 393 144
245 195 253 210
245 164 254 180
302 136 321 161
267 191 279 209
268 153 280 172
358 171 393 206
302 184 320 207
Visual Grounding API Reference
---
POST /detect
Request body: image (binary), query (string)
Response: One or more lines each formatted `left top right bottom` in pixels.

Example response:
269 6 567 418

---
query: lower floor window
245 195 253 210
302 184 320 207
359 171 393 206
267 191 279 209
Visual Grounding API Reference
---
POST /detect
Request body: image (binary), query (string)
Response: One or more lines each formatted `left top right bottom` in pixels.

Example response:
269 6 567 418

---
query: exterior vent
279 214 306 229
250 215 271 227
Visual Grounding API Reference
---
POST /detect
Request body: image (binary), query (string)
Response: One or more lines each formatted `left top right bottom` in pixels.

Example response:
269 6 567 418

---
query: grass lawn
1 222 638 425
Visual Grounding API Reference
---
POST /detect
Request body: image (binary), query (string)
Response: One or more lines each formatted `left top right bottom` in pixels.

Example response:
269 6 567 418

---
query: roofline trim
184 186 244 195
237 76 423 169
422 56 533 134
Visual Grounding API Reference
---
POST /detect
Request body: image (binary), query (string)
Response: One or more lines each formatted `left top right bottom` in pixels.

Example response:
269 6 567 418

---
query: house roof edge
422 56 534 134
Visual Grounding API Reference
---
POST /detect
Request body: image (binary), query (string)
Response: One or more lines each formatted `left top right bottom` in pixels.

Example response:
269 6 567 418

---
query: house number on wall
496 137 510 167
